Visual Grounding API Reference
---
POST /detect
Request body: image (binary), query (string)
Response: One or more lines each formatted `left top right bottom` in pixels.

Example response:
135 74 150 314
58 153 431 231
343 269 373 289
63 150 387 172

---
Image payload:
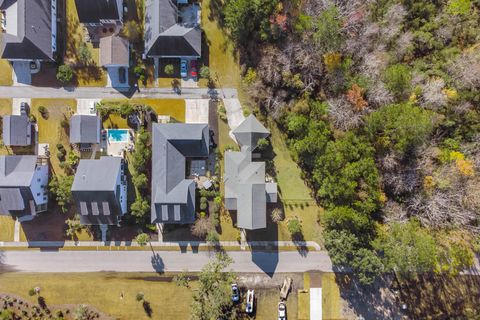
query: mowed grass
322 273 342 320
0 216 15 241
0 99 12 115
103 114 129 129
201 0 242 89
0 59 12 86
31 99 77 175
270 123 323 243
101 98 186 123
0 273 193 320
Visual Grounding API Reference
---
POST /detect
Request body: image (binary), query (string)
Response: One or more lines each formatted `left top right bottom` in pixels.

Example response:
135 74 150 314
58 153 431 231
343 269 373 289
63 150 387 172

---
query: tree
56 65 74 84
164 64 175 76
190 253 237 320
121 20 142 42
323 206 374 241
49 175 74 213
366 103 434 155
199 66 211 79
383 64 411 98
132 173 148 191
271 207 285 223
173 270 191 288
65 215 83 239
135 233 149 246
313 6 344 53
351 248 384 285
287 217 302 235
324 229 359 266
78 42 92 64
119 103 134 118
374 219 438 279
206 230 220 244
191 217 213 238
131 197 150 221
346 84 368 111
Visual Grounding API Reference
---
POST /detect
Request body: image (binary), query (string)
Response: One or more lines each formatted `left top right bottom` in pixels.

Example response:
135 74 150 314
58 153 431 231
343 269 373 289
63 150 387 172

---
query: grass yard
297 290 310 320
103 114 129 129
201 0 242 89
0 59 12 86
0 216 15 241
0 99 12 115
101 98 186 123
322 273 342 320
31 99 77 175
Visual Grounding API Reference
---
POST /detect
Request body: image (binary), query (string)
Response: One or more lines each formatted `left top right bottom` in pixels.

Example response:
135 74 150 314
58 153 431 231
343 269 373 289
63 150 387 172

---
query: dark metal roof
0 0 54 60
74 0 121 24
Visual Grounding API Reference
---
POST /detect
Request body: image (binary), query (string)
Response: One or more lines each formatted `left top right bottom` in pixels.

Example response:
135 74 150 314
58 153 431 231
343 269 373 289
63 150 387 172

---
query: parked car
180 59 188 78
231 283 240 303
246 289 254 314
190 60 197 77
278 302 287 320
20 102 29 115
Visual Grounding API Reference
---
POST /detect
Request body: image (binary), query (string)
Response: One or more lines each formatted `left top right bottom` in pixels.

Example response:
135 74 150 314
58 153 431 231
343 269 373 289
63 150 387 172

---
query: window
36 193 40 196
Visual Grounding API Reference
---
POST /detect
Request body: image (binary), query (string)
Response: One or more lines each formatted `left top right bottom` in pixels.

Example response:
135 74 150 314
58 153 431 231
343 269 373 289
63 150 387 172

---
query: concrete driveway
12 61 32 85
185 99 209 124
223 98 245 140
12 98 31 115
77 99 101 115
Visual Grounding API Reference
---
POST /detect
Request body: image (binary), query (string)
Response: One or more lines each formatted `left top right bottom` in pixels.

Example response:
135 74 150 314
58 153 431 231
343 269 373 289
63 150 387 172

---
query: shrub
256 138 269 151
200 202 208 210
28 288 36 296
164 64 175 76
191 217 212 238
136 292 144 301
287 217 302 235
135 233 149 246
271 208 285 223
60 118 69 129
38 106 49 119
206 230 219 243
78 42 92 64
119 103 134 118
199 66 211 79
383 64 412 98
56 65 74 84
200 197 208 204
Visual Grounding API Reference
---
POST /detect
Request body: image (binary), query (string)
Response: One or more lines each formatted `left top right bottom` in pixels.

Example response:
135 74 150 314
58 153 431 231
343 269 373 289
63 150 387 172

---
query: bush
136 292 145 301
256 137 269 151
383 64 412 98
28 288 36 296
200 202 208 210
200 197 208 204
119 103 135 118
206 230 219 243
60 118 69 129
56 65 74 84
271 208 285 223
164 64 175 76
38 106 49 119
135 233 149 246
287 217 302 235
199 66 211 79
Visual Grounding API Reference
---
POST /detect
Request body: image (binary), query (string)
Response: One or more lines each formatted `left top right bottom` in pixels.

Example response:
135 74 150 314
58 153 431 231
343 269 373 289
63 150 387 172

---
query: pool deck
103 129 134 157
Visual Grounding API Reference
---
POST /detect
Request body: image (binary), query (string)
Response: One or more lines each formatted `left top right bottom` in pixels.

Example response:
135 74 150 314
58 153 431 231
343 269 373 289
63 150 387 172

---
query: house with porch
151 123 209 225
71 156 127 239
224 115 277 230
0 0 57 83
69 114 101 149
144 0 201 78
0 155 49 221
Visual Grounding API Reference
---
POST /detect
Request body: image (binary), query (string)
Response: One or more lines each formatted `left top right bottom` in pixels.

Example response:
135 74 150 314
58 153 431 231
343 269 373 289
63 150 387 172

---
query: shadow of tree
143 300 153 317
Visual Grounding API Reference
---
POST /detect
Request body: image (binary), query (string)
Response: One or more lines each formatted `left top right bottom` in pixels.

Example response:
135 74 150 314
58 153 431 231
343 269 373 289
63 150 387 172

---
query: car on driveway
246 289 254 314
231 283 240 303
190 60 197 77
20 102 29 115
180 59 188 78
278 302 287 320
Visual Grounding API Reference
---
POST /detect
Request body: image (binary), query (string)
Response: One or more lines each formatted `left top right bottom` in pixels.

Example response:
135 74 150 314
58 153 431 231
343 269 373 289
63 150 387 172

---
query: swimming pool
108 129 129 143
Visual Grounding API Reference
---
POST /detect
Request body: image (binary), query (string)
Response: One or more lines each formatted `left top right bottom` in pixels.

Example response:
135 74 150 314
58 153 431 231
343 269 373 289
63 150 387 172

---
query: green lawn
322 273 342 320
0 216 15 241
31 99 77 176
101 99 186 123
103 114 129 129
0 59 12 86
0 99 12 115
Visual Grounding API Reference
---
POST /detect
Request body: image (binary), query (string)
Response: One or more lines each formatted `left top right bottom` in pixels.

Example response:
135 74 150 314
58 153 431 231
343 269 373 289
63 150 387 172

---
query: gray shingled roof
144 0 201 57
0 155 38 216
224 115 277 230
74 0 121 24
99 35 129 67
71 156 124 225
69 115 101 144
151 123 209 224
0 0 54 60
2 115 31 146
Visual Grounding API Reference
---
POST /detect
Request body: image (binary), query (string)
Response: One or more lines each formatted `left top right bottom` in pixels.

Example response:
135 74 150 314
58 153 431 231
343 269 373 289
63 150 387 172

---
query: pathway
0 250 333 273
0 86 238 100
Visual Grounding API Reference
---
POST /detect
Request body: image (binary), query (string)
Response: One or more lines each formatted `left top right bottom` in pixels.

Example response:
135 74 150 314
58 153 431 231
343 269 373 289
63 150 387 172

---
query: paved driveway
223 98 245 141
76 99 100 115
185 99 209 123
12 61 32 85
12 98 31 115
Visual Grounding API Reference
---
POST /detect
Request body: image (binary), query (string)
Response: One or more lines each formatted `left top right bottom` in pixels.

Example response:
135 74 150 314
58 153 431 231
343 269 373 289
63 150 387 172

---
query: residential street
0 250 333 274
0 86 237 99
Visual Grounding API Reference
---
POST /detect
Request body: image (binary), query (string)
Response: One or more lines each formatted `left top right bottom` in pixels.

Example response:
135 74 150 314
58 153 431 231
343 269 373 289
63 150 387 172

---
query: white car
278 302 287 320
180 59 188 78
246 289 254 314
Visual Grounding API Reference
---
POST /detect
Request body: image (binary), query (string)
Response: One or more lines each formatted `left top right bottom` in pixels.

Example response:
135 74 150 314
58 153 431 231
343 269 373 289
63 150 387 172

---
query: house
74 0 123 27
99 35 130 87
145 0 201 75
151 123 209 224
224 115 277 230
2 115 32 147
69 114 101 145
0 155 49 221
0 0 57 61
71 156 127 227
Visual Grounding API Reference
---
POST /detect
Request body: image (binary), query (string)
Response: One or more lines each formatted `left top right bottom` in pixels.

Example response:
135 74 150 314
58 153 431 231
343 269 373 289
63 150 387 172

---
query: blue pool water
108 129 129 142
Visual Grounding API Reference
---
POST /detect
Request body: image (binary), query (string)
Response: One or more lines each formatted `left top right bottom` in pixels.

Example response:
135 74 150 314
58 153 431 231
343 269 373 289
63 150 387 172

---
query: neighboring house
69 115 101 145
99 35 130 87
71 156 127 226
145 0 201 62
151 123 209 224
74 0 123 27
2 115 32 146
0 0 57 61
224 115 277 230
0 155 48 220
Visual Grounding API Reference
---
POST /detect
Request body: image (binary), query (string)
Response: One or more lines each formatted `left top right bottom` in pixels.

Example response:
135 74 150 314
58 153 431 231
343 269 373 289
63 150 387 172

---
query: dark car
231 284 240 303
20 102 29 115
190 60 197 77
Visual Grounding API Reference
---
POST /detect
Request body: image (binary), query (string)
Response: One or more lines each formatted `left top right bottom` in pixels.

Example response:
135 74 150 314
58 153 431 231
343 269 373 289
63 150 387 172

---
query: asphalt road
0 86 237 99
0 250 333 274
